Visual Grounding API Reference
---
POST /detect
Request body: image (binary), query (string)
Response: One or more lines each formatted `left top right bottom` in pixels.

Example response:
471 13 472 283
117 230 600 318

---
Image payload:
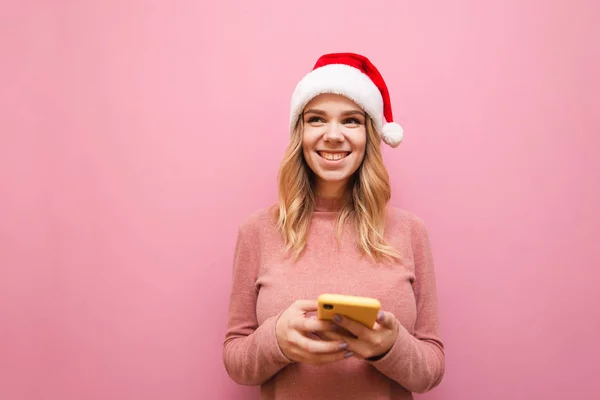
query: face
301 93 367 197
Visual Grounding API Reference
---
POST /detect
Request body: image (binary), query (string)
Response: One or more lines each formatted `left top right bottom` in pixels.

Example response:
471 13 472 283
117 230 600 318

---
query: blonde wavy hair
275 113 401 264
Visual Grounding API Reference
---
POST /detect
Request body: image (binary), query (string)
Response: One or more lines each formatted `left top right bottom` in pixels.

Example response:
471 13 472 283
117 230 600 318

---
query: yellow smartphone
317 294 381 329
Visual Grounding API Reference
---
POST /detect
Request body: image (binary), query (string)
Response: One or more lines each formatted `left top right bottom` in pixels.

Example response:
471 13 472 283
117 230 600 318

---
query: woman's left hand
321 311 399 360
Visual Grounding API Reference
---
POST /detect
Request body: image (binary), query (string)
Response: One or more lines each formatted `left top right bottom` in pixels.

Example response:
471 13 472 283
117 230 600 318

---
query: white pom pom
382 122 404 147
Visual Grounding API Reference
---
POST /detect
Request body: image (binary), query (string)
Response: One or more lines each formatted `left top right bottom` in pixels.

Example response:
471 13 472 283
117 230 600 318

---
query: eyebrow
304 109 365 117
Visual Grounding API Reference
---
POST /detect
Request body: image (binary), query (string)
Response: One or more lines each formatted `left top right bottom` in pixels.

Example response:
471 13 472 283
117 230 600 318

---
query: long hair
275 114 401 263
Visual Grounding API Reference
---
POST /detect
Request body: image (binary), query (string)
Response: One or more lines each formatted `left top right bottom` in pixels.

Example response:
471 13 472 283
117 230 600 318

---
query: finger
332 314 369 337
319 331 339 341
309 349 355 364
292 300 319 312
313 316 355 337
375 311 397 329
290 317 339 333
320 330 354 343
331 324 357 338
291 330 348 354
307 317 324 340
294 348 353 364
320 330 372 359
326 326 356 339
311 327 344 341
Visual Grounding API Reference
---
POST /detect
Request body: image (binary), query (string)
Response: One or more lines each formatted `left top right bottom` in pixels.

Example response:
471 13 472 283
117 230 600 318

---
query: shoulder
385 205 428 233
385 206 434 253
236 203 279 238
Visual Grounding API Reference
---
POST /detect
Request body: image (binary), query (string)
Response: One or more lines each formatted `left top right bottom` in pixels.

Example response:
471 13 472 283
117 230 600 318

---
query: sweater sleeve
222 218 293 386
368 217 445 393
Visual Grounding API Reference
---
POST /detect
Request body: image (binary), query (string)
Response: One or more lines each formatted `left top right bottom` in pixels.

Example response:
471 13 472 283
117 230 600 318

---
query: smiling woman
222 53 445 400
301 94 368 196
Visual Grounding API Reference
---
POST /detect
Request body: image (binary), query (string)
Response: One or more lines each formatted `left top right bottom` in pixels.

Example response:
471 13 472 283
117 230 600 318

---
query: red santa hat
290 52 404 147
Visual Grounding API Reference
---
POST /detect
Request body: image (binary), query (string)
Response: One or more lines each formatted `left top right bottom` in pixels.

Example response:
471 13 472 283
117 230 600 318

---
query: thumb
376 311 396 329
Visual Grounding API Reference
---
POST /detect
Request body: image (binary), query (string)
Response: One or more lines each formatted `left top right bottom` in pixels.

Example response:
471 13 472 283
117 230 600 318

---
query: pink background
1 1 599 399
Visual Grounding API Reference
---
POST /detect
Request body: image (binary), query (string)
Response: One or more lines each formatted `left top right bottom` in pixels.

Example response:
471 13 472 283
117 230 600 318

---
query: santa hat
289 52 404 147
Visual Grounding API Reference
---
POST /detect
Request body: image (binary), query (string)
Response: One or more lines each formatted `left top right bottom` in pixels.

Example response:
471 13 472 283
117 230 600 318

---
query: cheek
352 149 366 169
302 127 316 148
301 138 312 159
301 131 318 167
351 131 367 160
302 129 321 154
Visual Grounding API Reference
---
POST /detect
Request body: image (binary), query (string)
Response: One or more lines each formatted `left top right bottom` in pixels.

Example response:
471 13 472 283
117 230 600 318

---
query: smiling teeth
320 152 348 161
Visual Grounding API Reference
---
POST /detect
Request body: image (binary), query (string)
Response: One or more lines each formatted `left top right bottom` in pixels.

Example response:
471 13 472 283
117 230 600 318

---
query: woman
222 52 444 399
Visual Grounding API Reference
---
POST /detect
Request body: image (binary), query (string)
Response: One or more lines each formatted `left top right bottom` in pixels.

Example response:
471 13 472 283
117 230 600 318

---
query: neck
315 179 349 200
314 180 351 212
314 195 344 212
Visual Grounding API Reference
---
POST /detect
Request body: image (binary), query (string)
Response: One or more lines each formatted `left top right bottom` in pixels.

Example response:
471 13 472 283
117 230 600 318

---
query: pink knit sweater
222 197 445 399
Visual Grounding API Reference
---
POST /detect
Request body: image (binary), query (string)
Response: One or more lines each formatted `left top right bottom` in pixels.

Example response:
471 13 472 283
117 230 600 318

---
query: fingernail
344 351 354 358
377 311 384 322
333 314 342 323
338 342 348 350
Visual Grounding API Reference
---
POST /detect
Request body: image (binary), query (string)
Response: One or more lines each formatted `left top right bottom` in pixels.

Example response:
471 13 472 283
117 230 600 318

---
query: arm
222 219 292 386
368 218 445 393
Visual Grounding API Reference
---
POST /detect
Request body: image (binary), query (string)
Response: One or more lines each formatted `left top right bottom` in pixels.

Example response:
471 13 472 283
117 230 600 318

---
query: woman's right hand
275 300 354 364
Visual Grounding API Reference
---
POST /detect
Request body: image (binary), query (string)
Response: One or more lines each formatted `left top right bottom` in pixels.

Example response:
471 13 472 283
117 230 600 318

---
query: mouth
317 151 351 161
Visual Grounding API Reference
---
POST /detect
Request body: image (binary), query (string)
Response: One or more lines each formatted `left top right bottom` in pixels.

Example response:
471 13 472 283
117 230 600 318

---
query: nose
323 122 344 142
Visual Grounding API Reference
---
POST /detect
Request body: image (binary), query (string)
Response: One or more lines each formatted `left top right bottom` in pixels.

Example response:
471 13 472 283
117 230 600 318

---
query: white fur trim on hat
290 64 385 134
382 121 404 147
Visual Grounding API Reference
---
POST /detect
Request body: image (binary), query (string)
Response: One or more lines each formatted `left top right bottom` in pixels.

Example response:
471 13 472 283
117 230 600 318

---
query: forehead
304 93 363 111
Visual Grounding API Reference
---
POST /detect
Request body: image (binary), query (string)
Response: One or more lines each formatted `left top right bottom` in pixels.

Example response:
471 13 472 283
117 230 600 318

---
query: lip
316 150 351 163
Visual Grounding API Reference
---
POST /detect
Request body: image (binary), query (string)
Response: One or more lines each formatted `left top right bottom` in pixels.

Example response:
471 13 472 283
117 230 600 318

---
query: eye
343 117 363 125
306 116 325 123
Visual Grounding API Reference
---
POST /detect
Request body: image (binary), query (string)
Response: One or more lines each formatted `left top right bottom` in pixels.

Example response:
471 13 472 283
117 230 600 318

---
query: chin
316 171 353 183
